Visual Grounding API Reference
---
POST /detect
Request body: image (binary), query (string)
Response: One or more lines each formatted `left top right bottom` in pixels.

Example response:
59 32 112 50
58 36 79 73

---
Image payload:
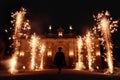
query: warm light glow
23 66 26 70
96 51 100 56
69 50 74 57
58 32 63 36
69 25 72 30
5 29 8 32
47 50 52 56
19 51 25 56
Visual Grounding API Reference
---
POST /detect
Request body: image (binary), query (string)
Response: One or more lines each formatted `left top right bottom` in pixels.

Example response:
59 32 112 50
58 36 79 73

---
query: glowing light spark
94 11 118 74
75 36 85 70
29 33 40 70
85 32 95 71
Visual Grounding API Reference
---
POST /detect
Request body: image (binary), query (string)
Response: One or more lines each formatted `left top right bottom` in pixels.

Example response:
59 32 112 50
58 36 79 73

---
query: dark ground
0 69 120 80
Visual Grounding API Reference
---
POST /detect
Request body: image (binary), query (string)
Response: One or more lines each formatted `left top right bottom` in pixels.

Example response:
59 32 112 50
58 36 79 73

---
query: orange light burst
94 11 118 74
29 33 40 70
75 36 85 70
85 32 95 71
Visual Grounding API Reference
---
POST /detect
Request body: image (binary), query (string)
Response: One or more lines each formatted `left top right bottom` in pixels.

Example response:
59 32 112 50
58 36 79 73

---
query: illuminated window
57 27 64 37
96 51 100 56
47 50 52 56
58 32 63 37
19 51 25 56
69 50 74 57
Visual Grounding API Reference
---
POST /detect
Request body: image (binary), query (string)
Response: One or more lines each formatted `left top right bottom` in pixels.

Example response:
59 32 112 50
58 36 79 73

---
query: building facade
18 26 101 70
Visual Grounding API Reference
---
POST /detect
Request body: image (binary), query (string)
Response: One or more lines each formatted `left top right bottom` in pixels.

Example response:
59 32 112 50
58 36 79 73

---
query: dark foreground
0 69 120 80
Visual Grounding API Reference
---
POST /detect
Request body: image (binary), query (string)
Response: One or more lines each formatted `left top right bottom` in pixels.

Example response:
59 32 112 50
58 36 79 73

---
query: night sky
0 0 120 61
0 0 120 34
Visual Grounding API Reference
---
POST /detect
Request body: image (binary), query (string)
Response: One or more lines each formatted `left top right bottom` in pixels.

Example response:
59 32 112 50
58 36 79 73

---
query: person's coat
54 51 66 68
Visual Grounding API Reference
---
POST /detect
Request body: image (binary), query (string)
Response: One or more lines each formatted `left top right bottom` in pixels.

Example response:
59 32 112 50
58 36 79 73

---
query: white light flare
75 36 85 70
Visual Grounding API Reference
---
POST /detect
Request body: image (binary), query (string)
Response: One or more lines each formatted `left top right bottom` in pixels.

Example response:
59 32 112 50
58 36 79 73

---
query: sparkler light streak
75 36 85 70
29 33 40 70
9 7 26 74
39 43 46 70
93 11 118 74
85 32 95 71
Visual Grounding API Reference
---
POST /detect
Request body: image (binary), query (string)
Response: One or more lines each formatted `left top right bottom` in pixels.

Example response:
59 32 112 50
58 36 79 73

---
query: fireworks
3 7 119 75
9 8 26 74
85 32 95 71
75 36 85 70
29 33 46 70
39 44 46 69
29 33 40 70
94 11 118 74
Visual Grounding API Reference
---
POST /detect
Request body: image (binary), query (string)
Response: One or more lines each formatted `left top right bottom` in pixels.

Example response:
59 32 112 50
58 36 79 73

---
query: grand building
18 26 101 70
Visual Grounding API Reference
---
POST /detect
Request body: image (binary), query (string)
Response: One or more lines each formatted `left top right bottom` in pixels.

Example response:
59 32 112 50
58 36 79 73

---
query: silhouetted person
54 47 66 73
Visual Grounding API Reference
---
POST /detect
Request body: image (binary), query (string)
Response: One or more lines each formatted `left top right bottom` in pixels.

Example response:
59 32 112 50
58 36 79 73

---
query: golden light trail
29 33 40 70
75 36 85 70
94 11 118 74
85 32 95 71
9 7 26 74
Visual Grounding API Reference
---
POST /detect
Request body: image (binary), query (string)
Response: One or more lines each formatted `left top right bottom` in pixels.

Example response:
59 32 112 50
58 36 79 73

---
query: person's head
58 47 62 51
